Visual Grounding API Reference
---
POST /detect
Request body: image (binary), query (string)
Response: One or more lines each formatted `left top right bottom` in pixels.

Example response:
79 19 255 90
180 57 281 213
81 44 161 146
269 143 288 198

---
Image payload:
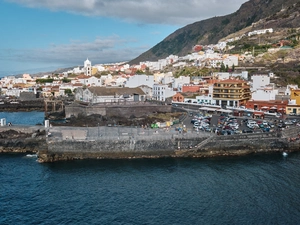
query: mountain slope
129 0 300 65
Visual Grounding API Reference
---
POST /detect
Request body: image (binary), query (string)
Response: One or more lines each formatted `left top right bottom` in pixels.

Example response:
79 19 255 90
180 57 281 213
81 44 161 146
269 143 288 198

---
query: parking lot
183 109 300 135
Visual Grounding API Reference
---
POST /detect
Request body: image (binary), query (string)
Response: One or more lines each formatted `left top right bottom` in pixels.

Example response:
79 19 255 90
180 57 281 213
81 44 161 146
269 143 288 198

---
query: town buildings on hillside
0 28 300 115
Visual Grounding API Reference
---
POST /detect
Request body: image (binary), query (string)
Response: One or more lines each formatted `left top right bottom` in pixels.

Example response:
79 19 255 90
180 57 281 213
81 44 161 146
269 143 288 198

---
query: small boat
282 152 288 157
26 154 37 158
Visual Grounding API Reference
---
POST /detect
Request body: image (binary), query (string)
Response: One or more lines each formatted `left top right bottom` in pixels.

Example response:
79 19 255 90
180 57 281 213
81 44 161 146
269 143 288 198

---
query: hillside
129 0 300 65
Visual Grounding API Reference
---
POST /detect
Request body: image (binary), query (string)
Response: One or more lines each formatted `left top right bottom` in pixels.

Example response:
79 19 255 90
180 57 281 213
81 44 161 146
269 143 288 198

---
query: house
138 85 153 100
71 75 102 87
172 93 185 102
74 87 146 104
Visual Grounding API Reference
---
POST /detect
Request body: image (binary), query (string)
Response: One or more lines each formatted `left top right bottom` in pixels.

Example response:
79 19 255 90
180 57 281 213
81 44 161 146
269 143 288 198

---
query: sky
0 0 248 76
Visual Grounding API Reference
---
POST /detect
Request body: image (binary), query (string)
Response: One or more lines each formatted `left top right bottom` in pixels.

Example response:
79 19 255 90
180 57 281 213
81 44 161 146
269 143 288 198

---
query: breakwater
38 126 300 162
1 125 300 162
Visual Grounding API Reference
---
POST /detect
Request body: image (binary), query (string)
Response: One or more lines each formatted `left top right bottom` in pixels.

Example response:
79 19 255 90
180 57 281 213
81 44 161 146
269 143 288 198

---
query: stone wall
38 136 207 162
0 100 44 111
38 130 296 163
65 102 172 118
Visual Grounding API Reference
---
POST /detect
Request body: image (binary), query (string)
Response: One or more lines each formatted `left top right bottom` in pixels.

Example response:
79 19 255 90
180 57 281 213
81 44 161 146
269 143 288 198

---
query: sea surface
1 153 300 225
1 112 300 224
0 111 44 125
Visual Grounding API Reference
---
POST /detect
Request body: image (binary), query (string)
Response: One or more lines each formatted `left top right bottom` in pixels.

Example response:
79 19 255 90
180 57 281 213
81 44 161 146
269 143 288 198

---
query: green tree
36 78 54 84
64 89 73 96
220 63 226 72
62 77 71 83
225 65 229 72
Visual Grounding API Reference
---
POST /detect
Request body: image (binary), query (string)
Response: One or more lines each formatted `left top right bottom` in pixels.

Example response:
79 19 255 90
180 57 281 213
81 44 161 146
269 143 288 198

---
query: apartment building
213 79 251 107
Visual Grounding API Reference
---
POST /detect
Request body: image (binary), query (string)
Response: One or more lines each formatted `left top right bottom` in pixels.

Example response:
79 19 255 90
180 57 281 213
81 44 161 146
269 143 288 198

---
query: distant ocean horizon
0 65 68 78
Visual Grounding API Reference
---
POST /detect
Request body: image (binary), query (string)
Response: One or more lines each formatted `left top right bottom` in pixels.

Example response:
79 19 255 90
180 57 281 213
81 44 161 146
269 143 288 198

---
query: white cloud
0 36 146 67
7 0 248 26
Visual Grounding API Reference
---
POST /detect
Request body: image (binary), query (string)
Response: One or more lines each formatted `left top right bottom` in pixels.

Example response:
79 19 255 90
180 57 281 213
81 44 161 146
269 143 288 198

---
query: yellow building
290 89 300 105
92 67 98 76
213 79 251 107
286 89 300 115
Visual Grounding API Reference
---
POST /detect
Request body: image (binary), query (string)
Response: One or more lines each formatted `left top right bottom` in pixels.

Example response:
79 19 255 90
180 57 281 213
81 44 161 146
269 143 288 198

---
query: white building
251 74 270 91
124 75 154 88
59 83 77 96
285 84 299 96
5 88 21 97
172 76 190 91
222 55 238 67
71 75 102 87
161 72 174 85
68 66 84 74
215 71 248 80
75 87 146 103
252 87 278 101
153 84 176 101
84 58 92 76
196 85 216 105
248 28 273 37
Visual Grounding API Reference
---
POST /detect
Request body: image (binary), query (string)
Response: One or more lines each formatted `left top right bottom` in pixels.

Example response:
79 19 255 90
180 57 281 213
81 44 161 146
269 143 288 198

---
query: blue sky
0 0 247 76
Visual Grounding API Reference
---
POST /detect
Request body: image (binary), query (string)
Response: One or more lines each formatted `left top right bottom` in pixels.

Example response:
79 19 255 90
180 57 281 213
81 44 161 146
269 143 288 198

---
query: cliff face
129 0 300 64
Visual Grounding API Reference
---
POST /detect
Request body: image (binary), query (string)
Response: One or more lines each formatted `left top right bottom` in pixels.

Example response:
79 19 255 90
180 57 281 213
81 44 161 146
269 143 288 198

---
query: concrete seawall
1 125 300 162
37 126 300 162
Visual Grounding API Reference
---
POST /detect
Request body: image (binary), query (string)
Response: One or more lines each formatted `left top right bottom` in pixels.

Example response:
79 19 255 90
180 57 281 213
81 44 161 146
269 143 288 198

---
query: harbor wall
38 129 298 163
1 126 300 162
65 102 172 118
38 137 207 162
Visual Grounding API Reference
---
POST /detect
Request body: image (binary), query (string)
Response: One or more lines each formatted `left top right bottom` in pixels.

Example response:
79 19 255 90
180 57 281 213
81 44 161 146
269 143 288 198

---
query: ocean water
0 111 44 125
1 153 300 225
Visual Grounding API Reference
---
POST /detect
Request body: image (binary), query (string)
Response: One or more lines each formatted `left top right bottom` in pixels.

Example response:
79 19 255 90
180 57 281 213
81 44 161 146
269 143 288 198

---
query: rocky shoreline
0 127 46 154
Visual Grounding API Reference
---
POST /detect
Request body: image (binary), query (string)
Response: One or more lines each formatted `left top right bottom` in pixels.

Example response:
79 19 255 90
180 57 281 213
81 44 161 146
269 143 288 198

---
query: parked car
193 122 200 128
203 127 212 132
191 119 198 124
277 123 286 128
242 129 254 133
268 122 275 128
284 120 294 125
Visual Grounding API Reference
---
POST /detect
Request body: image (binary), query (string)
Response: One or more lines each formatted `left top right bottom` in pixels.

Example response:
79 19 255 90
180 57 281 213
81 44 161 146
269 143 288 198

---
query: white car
262 121 268 126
